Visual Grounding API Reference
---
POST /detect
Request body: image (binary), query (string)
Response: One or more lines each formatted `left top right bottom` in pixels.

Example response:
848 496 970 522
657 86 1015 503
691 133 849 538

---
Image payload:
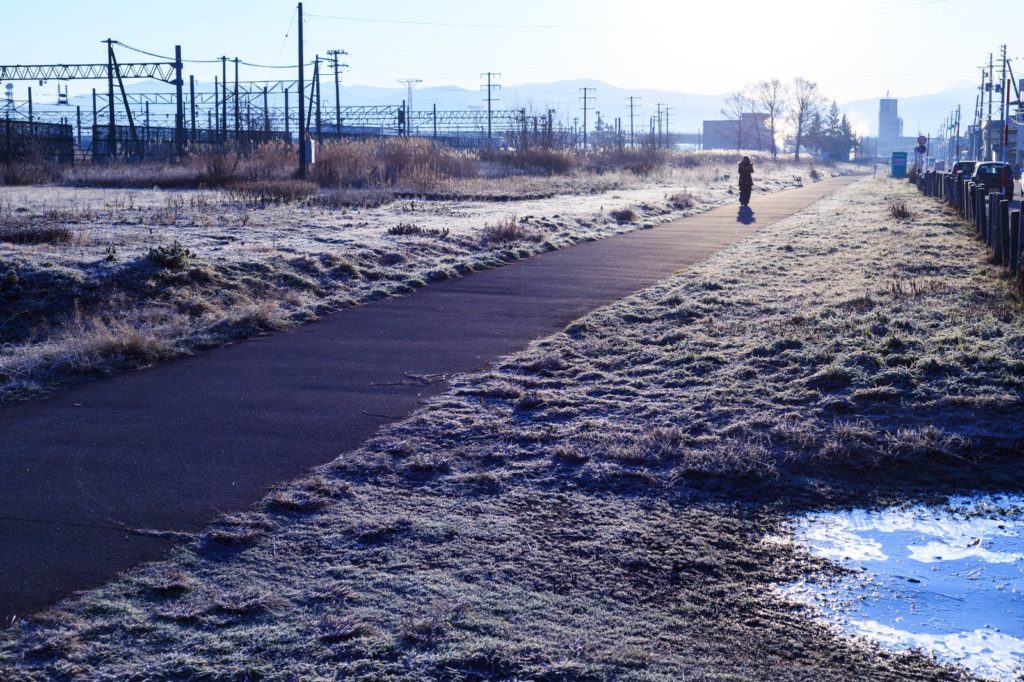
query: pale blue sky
2 0 1021 102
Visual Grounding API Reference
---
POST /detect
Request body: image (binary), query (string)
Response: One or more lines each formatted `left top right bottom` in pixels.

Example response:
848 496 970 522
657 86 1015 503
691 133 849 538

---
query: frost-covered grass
0 153 845 404
3 176 1018 680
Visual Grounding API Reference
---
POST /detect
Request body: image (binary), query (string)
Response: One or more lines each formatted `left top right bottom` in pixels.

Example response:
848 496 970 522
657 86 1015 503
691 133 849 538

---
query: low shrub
480 216 536 245
146 240 194 270
609 207 639 223
888 201 914 221
668 192 695 209
386 223 450 238
0 223 73 245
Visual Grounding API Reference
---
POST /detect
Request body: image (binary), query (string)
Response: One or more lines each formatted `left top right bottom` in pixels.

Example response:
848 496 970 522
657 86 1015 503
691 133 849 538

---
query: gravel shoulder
3 175 1020 680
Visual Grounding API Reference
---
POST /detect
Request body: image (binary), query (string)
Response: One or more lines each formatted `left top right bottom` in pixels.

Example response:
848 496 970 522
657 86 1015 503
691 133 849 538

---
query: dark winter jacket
738 158 754 187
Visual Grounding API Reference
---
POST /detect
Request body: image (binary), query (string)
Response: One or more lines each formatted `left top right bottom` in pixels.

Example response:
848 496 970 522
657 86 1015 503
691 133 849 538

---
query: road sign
915 144 927 155
917 135 927 145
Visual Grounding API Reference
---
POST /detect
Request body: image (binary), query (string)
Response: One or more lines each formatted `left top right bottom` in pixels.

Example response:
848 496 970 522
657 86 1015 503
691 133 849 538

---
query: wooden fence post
1009 210 1021 275
988 193 1000 248
997 199 1009 265
975 186 985 236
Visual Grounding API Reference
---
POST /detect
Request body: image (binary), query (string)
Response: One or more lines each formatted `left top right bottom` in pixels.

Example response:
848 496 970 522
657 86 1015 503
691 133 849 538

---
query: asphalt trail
0 175 861 623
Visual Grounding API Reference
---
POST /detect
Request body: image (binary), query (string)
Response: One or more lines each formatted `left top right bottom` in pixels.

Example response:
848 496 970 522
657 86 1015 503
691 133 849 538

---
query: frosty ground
0 152 833 403
2 174 1021 679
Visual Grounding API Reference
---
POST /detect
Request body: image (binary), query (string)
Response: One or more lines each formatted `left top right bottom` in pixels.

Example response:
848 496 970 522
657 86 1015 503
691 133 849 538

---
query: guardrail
916 170 1022 277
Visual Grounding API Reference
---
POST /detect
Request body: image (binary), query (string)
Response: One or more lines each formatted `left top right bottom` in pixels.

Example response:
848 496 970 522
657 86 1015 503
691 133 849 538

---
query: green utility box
891 152 908 178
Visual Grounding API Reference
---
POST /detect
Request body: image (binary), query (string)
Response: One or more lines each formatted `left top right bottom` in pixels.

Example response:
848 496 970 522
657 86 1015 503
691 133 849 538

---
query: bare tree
755 79 787 160
721 91 755 151
789 77 821 162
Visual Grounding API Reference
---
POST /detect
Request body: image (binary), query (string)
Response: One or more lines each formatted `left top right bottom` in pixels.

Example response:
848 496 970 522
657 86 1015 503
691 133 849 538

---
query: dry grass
668 191 696 209
888 200 914 220
224 178 319 206
0 223 73 245
609 207 640 223
0 176 1017 680
479 215 537 244
0 155 855 403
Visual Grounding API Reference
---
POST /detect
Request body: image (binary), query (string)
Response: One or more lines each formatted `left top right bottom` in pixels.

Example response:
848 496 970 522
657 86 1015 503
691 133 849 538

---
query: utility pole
481 72 501 142
220 56 228 139
327 49 348 135
1000 44 1008 163
656 103 664 147
579 87 596 149
104 38 115 158
234 57 240 136
189 74 196 143
315 55 322 138
954 104 961 161
987 53 995 123
398 78 422 134
663 106 672 149
627 96 640 147
297 1 306 177
173 45 184 157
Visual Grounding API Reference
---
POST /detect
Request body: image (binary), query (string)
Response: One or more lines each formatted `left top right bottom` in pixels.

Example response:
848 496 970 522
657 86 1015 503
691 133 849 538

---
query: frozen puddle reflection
784 494 1024 680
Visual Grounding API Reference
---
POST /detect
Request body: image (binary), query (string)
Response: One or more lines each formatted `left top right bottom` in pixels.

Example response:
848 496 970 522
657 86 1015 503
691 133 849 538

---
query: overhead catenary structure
0 41 185 158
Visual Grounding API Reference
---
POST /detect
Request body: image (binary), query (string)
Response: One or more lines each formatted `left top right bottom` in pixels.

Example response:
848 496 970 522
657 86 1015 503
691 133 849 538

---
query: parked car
971 161 1015 200
951 160 977 179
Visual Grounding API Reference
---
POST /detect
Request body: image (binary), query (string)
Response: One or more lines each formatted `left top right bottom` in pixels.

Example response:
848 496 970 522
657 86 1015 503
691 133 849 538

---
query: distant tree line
723 77 860 162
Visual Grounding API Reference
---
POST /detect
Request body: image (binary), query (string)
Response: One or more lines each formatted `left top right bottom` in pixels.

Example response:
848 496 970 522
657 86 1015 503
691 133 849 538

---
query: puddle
783 494 1024 680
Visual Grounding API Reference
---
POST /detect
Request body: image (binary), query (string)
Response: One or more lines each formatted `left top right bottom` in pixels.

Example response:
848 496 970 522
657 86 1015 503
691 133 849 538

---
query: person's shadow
737 206 755 225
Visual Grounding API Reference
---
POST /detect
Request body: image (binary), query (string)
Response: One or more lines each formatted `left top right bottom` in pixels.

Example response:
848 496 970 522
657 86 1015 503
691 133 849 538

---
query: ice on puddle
786 494 1024 681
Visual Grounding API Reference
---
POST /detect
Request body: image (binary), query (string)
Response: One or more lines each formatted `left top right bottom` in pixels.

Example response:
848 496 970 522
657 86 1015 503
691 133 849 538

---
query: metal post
27 86 32 135
263 87 270 138
106 39 115 158
297 1 306 177
76 105 81 146
174 45 184 156
285 88 290 136
214 75 220 140
1010 210 1021 275
221 57 228 139
189 75 196 143
315 56 322 138
233 58 240 136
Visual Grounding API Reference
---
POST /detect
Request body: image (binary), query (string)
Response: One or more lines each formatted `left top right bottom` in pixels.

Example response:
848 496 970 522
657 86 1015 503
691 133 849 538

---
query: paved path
0 175 860 623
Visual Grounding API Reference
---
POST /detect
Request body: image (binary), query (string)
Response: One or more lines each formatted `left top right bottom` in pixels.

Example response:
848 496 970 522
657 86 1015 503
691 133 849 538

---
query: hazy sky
3 0 1022 102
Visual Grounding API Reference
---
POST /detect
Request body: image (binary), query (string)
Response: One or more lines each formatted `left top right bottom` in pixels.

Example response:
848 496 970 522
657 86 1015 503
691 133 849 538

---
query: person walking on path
738 156 754 206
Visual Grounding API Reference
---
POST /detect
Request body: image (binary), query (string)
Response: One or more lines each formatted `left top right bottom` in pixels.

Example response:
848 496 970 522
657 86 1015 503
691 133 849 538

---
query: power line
111 40 311 69
306 13 653 29
274 7 298 67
